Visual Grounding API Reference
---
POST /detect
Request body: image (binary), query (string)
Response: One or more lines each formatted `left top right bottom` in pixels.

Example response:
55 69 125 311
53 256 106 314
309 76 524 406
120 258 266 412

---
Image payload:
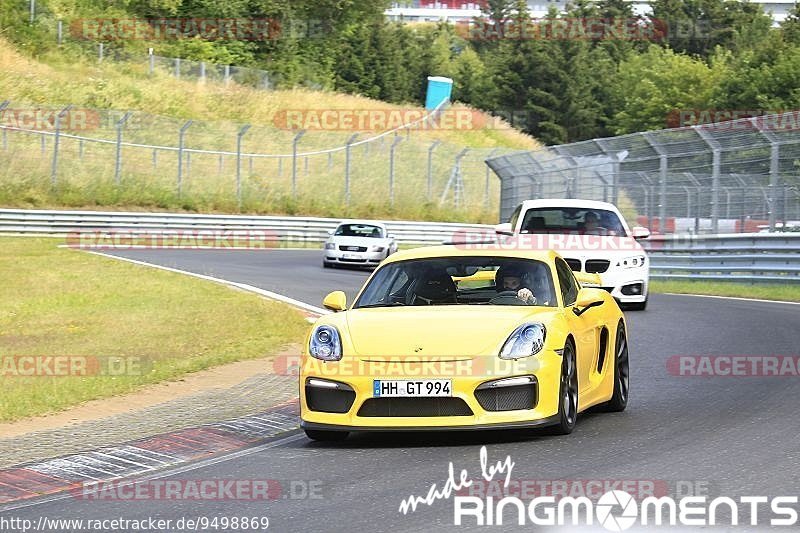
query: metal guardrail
2 209 798 282
644 234 800 283
0 208 484 246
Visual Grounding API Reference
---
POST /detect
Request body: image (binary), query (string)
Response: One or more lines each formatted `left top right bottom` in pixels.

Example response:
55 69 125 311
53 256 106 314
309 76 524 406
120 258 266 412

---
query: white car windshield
519 208 626 236
354 257 557 308
334 224 384 238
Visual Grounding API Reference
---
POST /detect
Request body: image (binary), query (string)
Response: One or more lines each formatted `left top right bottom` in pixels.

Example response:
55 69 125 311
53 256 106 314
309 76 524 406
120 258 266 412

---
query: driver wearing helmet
495 265 537 305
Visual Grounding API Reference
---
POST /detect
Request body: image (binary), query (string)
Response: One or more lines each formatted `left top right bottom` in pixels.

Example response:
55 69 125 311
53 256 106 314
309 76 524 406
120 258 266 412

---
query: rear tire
600 321 629 412
552 340 578 435
304 429 349 442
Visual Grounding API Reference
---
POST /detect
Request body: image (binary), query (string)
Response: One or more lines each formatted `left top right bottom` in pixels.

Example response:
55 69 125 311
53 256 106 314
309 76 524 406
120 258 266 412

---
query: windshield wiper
356 302 406 309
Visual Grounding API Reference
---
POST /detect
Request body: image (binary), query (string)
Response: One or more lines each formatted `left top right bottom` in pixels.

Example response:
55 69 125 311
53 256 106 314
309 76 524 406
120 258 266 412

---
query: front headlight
370 245 385 252
325 242 335 250
499 323 546 360
309 325 343 361
616 255 647 268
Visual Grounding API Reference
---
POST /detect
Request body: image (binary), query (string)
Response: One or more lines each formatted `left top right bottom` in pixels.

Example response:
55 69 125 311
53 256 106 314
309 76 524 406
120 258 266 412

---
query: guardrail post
291 130 306 199
29 0 35 23
426 140 442 202
344 134 359 205
177 120 192 197
389 134 403 207
40 135 46 154
149 49 154 75
57 20 62 45
50 104 72 188
174 58 180 79
236 125 251 209
224 65 231 86
114 112 132 185
152 149 157 168
98 43 104 63
218 154 223 175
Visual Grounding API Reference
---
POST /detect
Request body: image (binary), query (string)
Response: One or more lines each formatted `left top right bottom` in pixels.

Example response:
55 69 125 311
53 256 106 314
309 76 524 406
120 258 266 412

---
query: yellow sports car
300 246 629 441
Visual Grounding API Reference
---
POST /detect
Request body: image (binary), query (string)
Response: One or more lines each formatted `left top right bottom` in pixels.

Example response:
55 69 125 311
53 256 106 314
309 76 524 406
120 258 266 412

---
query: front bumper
324 249 385 266
593 268 649 304
299 352 563 431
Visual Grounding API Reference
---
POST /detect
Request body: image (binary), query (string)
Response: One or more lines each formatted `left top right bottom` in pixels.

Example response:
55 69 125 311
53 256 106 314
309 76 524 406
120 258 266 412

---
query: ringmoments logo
398 447 799 528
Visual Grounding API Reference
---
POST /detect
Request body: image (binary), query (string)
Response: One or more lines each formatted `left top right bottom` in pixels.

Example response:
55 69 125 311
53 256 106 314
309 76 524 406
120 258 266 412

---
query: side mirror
388 233 396 240
327 229 334 236
573 288 606 316
631 226 651 240
494 222 513 236
322 291 347 312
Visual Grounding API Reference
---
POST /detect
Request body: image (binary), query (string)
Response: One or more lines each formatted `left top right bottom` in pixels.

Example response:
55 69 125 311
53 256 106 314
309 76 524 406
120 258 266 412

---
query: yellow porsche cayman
300 246 629 441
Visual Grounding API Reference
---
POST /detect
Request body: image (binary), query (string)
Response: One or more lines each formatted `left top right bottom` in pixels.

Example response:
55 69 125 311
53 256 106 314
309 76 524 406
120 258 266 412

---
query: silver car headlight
370 245 385 252
616 255 647 268
499 323 546 360
309 325 343 361
325 242 335 250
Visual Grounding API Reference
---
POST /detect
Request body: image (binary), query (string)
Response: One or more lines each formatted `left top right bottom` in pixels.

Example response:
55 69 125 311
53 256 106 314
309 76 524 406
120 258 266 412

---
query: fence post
41 135 46 154
344 134 359 205
177 120 192 197
236 125 251 209
427 140 441 202
149 48 154 75
750 118 782 232
114 112 133 185
224 65 231 86
389 134 403 207
218 154 223 175
200 62 206 82
695 127 722 233
57 20 63 45
152 149 157 168
485 149 499 208
291 130 306 199
29 0 35 24
0 101 9 151
98 43 104 62
51 104 72 188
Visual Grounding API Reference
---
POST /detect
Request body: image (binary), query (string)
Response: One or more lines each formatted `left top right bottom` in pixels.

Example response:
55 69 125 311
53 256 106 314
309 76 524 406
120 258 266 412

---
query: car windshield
354 257 557 308
519 208 626 236
334 224 384 238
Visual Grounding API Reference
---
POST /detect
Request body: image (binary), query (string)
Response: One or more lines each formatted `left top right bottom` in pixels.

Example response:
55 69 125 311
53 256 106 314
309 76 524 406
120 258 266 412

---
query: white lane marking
0 433 305 512
82 250 329 316
57 244 320 252
661 292 800 306
115 446 178 465
89 451 154 470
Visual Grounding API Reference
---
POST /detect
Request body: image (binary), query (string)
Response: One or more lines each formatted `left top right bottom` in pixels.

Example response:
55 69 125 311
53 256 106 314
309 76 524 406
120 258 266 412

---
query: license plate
343 253 359 259
373 379 452 397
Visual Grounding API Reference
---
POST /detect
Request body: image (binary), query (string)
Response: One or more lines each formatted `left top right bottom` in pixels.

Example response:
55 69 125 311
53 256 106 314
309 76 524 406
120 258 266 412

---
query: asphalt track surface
3 248 800 532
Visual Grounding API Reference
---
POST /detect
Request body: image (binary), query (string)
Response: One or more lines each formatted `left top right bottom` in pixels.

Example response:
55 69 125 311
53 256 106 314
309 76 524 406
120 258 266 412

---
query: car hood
330 236 389 247
512 234 644 259
344 306 559 358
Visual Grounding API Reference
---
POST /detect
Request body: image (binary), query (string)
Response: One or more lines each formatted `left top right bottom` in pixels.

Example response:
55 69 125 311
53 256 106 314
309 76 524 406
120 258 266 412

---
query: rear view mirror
494 222 513 235
322 291 347 312
631 226 650 240
573 288 605 316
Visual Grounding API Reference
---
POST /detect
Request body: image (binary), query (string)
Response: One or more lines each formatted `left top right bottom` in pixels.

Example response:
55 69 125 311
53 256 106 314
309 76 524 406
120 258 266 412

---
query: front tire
552 340 578 435
304 429 349 442
600 321 629 412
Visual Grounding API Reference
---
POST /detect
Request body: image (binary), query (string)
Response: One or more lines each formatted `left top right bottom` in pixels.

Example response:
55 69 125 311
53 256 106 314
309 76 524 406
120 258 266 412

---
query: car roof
335 220 388 229
382 245 561 265
517 199 622 212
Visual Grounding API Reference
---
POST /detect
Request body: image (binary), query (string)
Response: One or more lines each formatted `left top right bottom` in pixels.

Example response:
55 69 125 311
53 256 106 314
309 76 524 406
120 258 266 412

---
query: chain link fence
487 113 800 233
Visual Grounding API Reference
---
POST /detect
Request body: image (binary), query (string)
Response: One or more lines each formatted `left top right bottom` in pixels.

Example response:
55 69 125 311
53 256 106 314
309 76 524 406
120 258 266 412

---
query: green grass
0 37 540 223
650 280 800 303
0 236 310 421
